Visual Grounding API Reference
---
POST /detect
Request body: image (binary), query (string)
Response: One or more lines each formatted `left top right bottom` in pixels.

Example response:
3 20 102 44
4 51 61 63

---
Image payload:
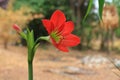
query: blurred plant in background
0 0 32 48
100 4 119 53
0 0 120 52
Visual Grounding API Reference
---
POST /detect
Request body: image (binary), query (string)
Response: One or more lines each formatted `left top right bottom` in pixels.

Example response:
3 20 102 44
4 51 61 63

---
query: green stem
28 61 33 80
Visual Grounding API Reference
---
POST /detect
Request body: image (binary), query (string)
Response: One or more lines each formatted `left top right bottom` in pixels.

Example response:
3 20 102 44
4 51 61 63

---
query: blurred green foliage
115 27 120 38
13 0 44 12
112 0 120 38
113 0 120 16
14 0 120 51
13 0 72 19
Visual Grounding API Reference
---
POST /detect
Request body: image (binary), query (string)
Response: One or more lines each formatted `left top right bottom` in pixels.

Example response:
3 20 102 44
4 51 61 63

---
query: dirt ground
0 45 120 80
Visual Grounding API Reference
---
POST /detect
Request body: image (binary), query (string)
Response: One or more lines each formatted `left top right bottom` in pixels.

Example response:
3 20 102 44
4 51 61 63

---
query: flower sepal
20 32 27 40
36 36 50 42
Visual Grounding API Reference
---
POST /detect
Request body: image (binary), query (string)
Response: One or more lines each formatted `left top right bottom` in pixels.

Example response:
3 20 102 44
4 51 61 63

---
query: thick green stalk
28 61 33 80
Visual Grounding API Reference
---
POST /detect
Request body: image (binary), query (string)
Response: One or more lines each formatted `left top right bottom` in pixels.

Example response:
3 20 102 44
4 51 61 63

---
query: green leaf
83 0 93 21
27 29 35 62
38 36 50 41
29 36 50 61
33 43 39 54
20 32 27 40
98 0 105 20
29 30 34 48
31 43 40 60
27 29 34 49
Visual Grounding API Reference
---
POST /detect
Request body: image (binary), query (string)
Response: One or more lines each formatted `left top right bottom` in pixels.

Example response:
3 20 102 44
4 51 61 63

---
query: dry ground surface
0 45 120 80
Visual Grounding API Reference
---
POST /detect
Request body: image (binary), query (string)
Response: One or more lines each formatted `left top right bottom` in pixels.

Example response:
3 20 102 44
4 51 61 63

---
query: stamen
50 30 63 43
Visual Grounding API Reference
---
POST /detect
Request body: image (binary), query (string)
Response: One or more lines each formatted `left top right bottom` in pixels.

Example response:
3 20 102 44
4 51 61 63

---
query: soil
0 45 120 80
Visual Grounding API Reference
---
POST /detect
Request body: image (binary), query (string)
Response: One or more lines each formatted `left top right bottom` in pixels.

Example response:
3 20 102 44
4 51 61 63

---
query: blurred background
0 0 120 80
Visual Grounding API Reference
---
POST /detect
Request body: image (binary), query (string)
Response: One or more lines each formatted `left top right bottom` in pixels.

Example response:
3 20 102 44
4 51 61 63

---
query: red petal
60 34 80 47
13 24 21 32
50 37 69 52
62 21 74 35
50 10 66 28
42 19 53 34
57 45 69 52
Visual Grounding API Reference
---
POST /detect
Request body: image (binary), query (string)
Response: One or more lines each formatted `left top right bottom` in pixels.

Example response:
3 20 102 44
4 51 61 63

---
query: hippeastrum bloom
13 24 21 33
42 10 80 52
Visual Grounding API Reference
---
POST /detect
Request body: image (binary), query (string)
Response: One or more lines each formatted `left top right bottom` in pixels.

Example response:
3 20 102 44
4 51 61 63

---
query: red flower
13 24 21 33
42 10 80 52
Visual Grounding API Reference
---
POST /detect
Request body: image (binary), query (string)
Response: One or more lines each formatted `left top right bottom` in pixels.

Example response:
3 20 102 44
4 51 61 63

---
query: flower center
50 31 63 43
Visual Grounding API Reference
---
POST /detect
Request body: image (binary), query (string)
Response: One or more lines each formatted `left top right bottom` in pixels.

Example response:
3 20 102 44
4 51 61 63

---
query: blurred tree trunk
100 31 106 51
111 29 114 51
100 29 109 52
76 0 81 29
100 28 114 54
69 0 75 20
69 0 85 29
69 0 88 49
